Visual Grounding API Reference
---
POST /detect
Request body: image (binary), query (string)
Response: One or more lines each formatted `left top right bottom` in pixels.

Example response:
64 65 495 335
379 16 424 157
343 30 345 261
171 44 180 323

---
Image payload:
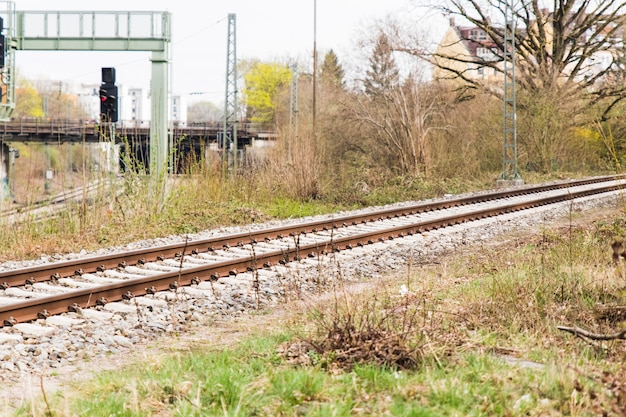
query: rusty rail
0 174 618 290
0 175 623 326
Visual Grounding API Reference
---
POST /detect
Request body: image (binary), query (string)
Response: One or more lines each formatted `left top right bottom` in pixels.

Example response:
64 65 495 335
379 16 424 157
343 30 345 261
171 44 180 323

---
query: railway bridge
0 118 276 199
0 118 274 145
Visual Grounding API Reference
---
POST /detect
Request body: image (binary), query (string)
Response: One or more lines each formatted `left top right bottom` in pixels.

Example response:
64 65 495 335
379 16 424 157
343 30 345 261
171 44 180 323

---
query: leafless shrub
298 286 428 371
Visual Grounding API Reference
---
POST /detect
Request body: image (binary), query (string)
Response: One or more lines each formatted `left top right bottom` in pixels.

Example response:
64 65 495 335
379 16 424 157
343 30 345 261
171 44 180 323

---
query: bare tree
423 0 626 120
187 101 223 123
352 32 442 176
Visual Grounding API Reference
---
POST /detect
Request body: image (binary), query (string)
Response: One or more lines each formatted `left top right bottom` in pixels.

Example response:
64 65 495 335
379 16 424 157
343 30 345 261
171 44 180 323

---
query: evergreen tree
320 49 345 88
363 33 400 96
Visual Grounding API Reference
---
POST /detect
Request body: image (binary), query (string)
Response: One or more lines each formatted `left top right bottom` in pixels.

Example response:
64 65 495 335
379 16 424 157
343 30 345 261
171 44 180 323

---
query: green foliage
322 173 494 207
516 88 598 173
590 120 626 171
242 61 292 123
260 197 343 219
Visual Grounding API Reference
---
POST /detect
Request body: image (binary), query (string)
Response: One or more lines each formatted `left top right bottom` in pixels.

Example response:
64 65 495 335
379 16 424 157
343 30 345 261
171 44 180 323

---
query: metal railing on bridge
0 118 276 144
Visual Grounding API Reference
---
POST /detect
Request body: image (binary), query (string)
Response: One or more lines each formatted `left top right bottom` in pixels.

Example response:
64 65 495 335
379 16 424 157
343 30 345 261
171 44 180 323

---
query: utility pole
223 13 238 175
312 0 317 138
498 0 523 186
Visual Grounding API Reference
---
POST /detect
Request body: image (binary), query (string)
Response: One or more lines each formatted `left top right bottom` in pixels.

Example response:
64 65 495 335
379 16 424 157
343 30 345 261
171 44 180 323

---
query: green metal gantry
1 5 171 178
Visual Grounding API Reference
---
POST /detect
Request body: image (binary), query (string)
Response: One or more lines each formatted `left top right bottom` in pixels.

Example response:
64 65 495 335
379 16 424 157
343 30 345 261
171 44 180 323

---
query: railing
0 118 276 142
0 118 96 136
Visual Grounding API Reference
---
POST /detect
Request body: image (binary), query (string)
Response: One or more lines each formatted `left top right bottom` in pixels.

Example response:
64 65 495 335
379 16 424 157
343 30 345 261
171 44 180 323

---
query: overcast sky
12 1 446 104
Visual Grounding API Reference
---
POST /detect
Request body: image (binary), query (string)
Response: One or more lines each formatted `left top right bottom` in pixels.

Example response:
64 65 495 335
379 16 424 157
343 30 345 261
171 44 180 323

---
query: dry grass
273 204 626 413
7 204 626 416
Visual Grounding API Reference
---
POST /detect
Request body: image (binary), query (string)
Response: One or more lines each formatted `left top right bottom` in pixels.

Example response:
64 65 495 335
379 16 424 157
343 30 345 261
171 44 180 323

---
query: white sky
12 1 447 105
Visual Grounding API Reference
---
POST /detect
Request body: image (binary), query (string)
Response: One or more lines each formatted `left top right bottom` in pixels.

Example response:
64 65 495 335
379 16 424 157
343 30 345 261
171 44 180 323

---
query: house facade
433 18 502 84
433 13 625 87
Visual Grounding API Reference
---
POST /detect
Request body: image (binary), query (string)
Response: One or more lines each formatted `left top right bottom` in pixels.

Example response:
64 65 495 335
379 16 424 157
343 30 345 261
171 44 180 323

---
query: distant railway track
0 175 623 327
0 179 111 223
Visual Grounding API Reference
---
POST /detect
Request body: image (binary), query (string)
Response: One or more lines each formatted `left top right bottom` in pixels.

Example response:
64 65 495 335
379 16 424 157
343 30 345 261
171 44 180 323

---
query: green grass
16 338 615 416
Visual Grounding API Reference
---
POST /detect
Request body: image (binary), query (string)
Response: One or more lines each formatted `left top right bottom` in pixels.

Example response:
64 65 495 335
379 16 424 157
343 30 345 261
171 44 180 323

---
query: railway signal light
99 84 118 122
102 67 115 84
0 35 5 69
99 67 118 123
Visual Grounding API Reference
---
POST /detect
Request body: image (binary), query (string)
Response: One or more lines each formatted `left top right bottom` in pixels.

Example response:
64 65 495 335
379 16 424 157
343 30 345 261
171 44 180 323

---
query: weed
298 281 427 371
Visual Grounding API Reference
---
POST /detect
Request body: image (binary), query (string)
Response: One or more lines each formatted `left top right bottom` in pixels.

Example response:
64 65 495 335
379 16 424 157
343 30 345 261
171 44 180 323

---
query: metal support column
222 13 238 174
150 47 169 178
0 142 8 203
498 0 523 186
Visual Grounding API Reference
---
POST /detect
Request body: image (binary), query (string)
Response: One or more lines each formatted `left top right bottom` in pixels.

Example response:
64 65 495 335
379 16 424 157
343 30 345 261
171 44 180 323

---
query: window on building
476 47 497 61
470 29 487 41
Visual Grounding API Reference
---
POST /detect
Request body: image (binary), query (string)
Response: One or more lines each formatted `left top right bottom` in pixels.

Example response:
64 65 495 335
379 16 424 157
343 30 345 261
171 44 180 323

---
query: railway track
0 175 624 328
0 179 112 224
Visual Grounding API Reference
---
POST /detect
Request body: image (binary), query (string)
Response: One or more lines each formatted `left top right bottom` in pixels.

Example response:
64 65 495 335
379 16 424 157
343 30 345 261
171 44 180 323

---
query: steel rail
0 180 106 217
0 175 622 290
0 180 622 327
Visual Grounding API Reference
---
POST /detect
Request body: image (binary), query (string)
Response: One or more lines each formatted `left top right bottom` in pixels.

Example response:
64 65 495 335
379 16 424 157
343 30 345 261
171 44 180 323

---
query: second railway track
0 175 624 327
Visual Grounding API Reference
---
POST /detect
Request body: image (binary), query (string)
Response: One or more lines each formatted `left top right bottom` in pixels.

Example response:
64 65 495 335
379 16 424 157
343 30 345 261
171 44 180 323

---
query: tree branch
421 0 626 112
557 325 626 341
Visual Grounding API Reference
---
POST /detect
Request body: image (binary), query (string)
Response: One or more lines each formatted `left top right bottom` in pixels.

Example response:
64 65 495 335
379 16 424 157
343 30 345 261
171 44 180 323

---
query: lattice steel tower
0 1 17 122
499 0 523 185
222 13 238 172
287 64 299 161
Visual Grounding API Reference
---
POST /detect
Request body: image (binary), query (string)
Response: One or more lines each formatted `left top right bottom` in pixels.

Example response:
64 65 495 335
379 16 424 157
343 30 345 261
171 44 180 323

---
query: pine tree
364 33 400 96
320 49 345 88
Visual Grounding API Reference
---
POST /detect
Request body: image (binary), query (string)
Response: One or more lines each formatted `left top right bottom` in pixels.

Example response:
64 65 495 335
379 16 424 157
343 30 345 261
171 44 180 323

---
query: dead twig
557 325 626 341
